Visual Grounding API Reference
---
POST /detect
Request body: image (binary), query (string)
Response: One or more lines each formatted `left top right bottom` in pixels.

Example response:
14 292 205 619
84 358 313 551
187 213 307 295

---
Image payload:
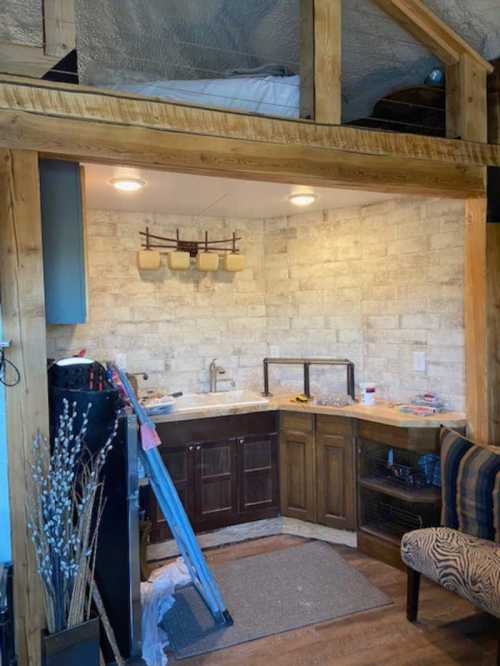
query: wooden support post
447 55 488 143
300 0 342 124
464 195 489 444
0 150 48 666
299 0 315 119
489 59 500 145
43 0 76 58
488 222 500 445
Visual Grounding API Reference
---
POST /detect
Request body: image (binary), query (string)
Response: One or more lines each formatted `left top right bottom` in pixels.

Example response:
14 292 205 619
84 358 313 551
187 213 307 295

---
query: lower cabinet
316 416 356 530
147 413 279 543
279 413 316 522
280 412 357 531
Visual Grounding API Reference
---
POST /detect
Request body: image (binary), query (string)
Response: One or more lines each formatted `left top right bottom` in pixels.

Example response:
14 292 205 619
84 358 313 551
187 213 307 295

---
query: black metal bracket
263 357 356 400
140 227 242 256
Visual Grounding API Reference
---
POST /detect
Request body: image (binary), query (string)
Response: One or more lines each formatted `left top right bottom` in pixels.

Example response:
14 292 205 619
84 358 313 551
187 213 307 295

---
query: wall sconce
137 249 161 270
138 227 245 273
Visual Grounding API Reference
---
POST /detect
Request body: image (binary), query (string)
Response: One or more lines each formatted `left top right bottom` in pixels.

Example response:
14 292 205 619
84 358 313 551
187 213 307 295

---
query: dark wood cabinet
279 412 356 531
316 416 356 530
238 432 279 516
147 412 279 543
195 438 238 528
279 413 316 522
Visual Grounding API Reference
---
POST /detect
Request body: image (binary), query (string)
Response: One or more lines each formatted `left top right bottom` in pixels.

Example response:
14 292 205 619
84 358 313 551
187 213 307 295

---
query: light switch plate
413 350 427 373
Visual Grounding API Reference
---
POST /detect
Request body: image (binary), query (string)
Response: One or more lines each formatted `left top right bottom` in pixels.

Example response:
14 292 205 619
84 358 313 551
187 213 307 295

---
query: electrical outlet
413 351 427 373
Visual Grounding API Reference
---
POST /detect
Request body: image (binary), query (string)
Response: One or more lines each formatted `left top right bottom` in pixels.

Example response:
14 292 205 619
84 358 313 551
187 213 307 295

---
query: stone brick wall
263 197 465 409
47 197 466 409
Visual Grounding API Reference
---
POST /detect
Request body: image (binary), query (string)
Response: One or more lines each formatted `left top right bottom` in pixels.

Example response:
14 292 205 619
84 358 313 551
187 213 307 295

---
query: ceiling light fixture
110 177 146 192
289 192 317 207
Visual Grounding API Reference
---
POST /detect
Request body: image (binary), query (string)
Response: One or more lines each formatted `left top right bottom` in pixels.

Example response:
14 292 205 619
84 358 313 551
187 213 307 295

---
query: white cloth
141 558 190 666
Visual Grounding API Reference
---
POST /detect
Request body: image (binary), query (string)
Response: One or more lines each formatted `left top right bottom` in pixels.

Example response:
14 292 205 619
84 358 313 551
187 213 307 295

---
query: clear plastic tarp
75 0 301 118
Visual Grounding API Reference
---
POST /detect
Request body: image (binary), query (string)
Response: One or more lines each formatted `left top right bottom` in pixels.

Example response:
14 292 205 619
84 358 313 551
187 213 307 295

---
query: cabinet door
238 433 279 516
316 427 356 530
194 439 238 528
280 428 315 522
149 444 195 542
40 159 87 324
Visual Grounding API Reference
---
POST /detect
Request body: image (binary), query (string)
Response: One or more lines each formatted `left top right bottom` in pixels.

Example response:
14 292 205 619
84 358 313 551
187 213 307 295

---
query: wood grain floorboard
160 535 497 665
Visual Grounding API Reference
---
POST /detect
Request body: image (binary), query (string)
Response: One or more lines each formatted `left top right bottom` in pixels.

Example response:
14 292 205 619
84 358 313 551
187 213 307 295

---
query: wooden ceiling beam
0 107 486 199
0 76 499 168
0 42 59 78
372 0 493 74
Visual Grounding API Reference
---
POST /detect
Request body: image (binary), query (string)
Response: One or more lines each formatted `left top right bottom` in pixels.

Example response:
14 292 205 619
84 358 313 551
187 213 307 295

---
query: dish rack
372 456 438 489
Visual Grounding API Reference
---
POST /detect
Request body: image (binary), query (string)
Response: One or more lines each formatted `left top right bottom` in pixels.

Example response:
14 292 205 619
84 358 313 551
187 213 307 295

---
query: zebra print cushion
401 527 500 618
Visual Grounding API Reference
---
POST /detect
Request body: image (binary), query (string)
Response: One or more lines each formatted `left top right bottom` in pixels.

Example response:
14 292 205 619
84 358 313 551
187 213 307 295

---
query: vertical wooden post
0 149 48 666
314 0 342 124
299 0 315 119
489 59 500 144
488 221 500 445
300 0 342 124
447 55 488 142
464 195 489 444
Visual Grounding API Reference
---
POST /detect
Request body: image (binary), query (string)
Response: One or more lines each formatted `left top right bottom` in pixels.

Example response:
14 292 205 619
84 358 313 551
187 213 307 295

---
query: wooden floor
161 535 497 666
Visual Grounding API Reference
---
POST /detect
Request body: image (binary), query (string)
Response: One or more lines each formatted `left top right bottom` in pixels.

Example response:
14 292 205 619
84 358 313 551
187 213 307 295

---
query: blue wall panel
40 159 87 325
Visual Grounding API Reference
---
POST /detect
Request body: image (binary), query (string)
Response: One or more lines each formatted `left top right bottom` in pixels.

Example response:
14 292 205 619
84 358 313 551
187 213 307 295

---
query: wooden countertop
152 395 466 430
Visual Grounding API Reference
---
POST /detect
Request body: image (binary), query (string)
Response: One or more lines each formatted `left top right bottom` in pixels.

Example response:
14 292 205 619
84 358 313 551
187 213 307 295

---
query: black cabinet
147 413 279 543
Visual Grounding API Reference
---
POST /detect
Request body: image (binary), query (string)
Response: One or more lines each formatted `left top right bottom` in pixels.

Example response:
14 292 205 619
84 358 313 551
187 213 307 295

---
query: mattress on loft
108 74 301 118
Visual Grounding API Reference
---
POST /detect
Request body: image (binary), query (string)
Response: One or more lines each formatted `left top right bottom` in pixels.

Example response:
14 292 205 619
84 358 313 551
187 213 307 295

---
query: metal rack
140 227 242 258
262 357 355 399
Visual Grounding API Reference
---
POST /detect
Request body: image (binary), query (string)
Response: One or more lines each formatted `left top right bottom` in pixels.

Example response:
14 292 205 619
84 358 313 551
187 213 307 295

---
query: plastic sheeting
75 0 500 123
141 559 190 666
112 74 300 118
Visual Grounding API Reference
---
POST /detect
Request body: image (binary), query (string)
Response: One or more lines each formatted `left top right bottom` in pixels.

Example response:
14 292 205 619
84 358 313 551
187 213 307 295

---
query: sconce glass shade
223 253 245 272
167 251 191 271
196 253 219 272
137 249 161 270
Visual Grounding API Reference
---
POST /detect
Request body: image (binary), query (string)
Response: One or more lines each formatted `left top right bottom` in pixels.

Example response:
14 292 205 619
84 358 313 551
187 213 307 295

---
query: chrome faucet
208 358 226 392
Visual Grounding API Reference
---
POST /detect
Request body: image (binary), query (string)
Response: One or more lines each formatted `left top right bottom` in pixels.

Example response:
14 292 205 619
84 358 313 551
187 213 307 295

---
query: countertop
152 395 467 430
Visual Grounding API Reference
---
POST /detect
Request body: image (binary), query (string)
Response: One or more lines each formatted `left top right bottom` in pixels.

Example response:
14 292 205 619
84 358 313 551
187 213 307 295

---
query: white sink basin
173 390 269 413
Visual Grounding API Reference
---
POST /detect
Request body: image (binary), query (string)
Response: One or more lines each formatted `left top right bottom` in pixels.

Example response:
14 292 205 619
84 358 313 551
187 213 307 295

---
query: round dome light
110 177 146 192
289 192 317 207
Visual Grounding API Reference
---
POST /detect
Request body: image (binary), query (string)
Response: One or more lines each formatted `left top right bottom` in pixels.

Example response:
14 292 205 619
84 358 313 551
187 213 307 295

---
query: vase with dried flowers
27 399 117 666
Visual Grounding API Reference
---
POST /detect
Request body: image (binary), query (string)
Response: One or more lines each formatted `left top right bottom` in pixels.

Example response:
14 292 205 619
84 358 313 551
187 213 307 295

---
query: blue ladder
114 368 232 627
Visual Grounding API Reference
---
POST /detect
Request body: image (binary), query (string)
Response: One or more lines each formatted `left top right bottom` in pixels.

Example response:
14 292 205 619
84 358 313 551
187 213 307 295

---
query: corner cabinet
148 412 279 543
279 412 357 531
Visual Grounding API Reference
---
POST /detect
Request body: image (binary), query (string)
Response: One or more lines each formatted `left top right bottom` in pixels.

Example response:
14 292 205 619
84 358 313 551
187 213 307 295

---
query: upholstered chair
401 428 500 664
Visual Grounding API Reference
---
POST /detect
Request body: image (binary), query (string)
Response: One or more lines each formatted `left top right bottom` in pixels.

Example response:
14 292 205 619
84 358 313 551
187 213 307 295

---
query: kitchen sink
173 390 269 412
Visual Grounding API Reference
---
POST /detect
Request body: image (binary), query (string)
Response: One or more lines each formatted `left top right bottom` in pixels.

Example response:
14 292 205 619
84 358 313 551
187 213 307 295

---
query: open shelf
359 524 402 547
359 476 441 504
